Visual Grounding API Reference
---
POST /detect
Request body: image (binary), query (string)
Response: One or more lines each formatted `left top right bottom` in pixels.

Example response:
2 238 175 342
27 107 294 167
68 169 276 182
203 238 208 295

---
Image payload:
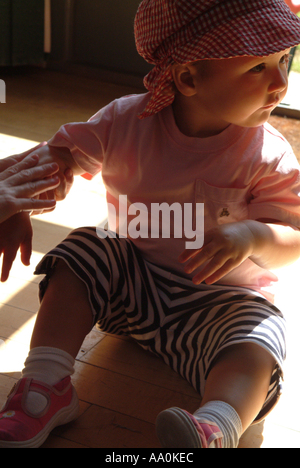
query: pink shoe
0 377 79 448
156 407 223 448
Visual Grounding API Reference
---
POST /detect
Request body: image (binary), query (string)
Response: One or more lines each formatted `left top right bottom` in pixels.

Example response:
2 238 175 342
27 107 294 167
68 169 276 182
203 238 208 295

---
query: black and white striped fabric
35 227 286 422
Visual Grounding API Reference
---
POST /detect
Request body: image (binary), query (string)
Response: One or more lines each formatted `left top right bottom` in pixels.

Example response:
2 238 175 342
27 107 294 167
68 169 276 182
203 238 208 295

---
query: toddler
1 0 300 448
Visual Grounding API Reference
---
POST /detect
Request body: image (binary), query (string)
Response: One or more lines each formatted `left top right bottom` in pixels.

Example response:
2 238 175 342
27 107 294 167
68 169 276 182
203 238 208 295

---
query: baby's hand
179 222 255 285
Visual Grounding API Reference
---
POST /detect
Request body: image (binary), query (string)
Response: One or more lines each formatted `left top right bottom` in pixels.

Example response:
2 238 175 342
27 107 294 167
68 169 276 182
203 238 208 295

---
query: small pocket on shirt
195 180 250 230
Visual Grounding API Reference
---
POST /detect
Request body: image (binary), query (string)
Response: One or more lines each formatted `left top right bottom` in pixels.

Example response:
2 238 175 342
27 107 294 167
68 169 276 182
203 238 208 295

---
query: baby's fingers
30 190 56 216
182 241 219 274
191 255 232 285
178 248 202 264
54 169 74 201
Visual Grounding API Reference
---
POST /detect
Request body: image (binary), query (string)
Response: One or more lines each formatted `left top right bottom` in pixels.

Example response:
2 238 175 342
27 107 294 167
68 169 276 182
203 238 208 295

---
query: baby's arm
33 144 84 175
244 219 300 269
179 220 300 285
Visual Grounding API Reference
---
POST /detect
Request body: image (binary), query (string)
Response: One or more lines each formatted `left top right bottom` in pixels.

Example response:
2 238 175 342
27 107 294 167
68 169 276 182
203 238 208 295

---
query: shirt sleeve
47 100 117 177
248 148 300 228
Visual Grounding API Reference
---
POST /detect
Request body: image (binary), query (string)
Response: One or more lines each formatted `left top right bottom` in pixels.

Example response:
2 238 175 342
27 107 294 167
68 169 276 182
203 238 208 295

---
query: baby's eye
279 53 292 67
250 63 266 73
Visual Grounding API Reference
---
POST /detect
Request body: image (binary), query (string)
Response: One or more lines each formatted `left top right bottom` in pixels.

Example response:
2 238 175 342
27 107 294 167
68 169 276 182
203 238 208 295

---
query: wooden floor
0 67 300 448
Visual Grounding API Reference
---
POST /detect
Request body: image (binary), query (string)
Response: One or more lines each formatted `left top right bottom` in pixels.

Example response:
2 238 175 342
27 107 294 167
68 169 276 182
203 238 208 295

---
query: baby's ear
171 64 197 97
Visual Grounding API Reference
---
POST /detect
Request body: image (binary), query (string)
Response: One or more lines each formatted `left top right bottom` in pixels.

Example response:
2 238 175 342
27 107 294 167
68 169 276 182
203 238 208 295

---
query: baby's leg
30 259 94 357
0 228 164 447
200 342 275 431
0 260 93 448
157 343 275 449
193 342 274 448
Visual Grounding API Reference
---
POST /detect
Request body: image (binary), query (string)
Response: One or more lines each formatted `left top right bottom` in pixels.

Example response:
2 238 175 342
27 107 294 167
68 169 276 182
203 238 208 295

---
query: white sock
21 347 75 415
193 401 243 448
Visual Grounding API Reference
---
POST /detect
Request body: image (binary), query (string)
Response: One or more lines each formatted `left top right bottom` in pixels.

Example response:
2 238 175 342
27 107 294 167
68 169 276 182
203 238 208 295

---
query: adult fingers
8 142 47 162
0 156 59 185
0 154 38 177
0 142 48 173
1 247 18 282
16 174 60 198
15 197 57 214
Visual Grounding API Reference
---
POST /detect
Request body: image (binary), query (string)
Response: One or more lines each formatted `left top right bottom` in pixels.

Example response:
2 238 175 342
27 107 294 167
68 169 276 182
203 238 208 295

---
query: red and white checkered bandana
134 0 300 118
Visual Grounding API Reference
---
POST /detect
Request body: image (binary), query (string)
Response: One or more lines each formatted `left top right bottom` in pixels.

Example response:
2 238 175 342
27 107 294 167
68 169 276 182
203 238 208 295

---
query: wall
0 0 44 66
49 0 151 78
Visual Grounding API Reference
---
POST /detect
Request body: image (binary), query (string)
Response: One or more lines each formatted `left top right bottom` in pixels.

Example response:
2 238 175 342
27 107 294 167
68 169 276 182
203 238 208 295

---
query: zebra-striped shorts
35 227 286 422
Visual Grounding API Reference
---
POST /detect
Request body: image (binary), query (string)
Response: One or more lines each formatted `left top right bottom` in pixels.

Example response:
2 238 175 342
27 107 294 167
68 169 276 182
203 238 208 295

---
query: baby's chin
236 109 275 129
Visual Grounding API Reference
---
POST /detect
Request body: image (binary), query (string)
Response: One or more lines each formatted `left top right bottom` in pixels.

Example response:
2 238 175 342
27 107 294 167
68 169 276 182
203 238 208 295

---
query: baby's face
190 49 290 130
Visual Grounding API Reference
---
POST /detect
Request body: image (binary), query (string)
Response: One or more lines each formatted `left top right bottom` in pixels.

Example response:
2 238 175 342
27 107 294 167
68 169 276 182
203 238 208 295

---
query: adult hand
0 142 48 171
0 212 33 282
17 143 76 205
0 153 60 224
